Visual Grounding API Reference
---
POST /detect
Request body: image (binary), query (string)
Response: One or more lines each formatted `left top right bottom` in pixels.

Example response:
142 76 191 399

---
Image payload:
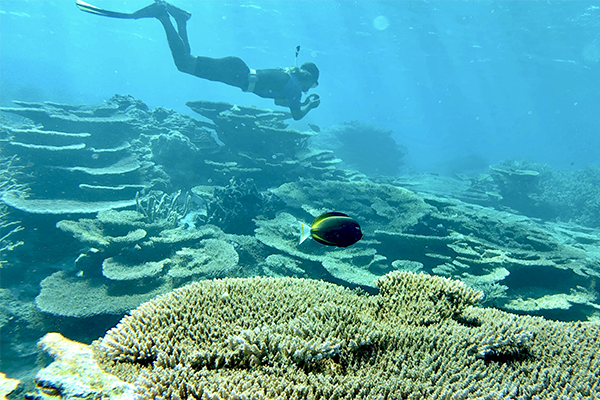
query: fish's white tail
298 221 311 244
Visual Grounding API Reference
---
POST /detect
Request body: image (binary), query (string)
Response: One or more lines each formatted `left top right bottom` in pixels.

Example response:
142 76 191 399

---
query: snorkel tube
295 45 301 66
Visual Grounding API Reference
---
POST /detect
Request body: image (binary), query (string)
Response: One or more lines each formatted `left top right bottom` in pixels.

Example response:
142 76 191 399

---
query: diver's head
301 62 319 86
297 62 319 92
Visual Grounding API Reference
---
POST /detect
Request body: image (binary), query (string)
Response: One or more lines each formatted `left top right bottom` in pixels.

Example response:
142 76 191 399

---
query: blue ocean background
2 1 600 396
2 0 599 173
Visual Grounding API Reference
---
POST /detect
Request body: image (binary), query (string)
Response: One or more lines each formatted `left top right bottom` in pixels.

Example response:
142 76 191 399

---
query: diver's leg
165 3 192 54
194 57 250 90
155 2 250 89
155 11 196 74
174 18 191 54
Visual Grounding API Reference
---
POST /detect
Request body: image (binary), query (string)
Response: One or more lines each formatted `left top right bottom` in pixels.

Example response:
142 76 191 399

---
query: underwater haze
2 0 600 172
3 1 600 397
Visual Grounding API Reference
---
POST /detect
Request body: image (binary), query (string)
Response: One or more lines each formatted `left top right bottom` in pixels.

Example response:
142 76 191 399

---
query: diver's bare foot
165 2 192 22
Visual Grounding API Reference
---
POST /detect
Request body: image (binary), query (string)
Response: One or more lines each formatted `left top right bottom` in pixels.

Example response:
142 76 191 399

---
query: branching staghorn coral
90 271 599 399
0 206 24 254
135 190 191 227
0 155 28 194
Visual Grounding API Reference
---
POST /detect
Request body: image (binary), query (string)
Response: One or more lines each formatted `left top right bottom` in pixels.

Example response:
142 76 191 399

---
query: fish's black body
310 212 363 247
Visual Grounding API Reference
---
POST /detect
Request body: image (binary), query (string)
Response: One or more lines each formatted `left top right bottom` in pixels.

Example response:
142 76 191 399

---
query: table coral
0 95 169 214
42 207 239 317
167 239 240 279
255 212 380 287
53 272 599 399
267 178 600 319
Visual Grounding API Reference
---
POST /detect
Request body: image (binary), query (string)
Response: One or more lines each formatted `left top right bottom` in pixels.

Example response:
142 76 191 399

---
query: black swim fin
76 0 136 19
75 0 165 20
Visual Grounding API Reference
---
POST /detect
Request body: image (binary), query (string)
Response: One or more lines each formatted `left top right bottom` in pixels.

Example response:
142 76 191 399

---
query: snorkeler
75 0 321 120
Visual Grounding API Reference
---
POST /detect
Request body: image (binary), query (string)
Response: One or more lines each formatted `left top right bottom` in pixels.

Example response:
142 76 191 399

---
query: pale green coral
271 179 431 233
81 272 600 399
35 271 173 318
102 258 168 281
167 239 239 279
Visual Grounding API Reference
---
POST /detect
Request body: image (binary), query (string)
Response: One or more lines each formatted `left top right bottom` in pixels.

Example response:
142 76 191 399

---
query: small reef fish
299 212 363 248
307 123 321 133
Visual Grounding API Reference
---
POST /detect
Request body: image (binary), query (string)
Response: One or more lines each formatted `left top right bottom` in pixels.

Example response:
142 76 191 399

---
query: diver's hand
307 93 320 109
294 94 321 120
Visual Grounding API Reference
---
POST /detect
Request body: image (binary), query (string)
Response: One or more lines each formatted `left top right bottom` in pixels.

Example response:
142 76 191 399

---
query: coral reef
255 212 381 288
34 270 174 318
3 94 600 395
466 159 600 229
489 160 541 208
0 155 25 263
135 189 191 226
26 332 135 400
0 96 353 214
0 372 19 399
186 100 348 187
0 202 23 259
536 164 600 227
28 273 600 399
185 100 308 160
0 95 168 214
263 178 600 318
312 120 408 176
167 240 239 279
41 203 237 317
199 177 285 235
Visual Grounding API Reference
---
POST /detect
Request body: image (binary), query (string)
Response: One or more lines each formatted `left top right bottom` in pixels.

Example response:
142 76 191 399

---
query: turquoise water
2 1 599 172
1 1 600 396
